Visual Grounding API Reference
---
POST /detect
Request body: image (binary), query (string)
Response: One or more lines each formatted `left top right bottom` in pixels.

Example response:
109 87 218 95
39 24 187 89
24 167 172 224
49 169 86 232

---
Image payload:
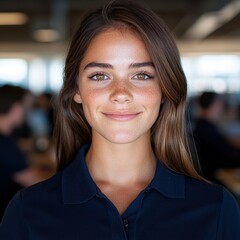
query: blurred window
49 59 64 92
182 55 240 95
0 55 240 95
28 59 47 93
0 59 27 84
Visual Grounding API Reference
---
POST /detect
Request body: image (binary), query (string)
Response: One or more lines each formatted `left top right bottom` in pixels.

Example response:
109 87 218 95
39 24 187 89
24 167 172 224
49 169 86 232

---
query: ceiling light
184 13 220 39
0 12 28 25
184 0 240 39
33 29 60 42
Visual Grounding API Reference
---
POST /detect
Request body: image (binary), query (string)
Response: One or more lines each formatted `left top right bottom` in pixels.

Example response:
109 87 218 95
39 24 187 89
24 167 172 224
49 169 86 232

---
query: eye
89 73 110 81
132 72 153 80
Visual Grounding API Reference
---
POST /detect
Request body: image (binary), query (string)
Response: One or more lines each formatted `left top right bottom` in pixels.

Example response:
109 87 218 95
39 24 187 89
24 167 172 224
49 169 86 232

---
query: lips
102 112 141 121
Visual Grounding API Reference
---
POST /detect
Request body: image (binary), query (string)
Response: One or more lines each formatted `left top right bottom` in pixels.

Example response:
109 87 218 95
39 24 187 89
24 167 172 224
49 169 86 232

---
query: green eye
90 73 109 81
137 73 148 80
133 72 152 80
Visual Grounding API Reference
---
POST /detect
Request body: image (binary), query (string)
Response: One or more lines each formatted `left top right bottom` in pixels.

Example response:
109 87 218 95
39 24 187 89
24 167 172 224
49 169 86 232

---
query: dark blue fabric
0 133 28 221
0 144 240 240
0 134 27 179
193 118 240 182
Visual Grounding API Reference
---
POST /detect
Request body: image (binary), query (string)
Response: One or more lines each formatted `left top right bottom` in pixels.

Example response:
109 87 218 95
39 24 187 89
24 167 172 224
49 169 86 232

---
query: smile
102 112 141 121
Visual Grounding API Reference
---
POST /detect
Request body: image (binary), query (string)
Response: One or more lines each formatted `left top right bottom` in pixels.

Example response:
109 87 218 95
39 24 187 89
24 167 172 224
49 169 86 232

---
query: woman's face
74 28 162 144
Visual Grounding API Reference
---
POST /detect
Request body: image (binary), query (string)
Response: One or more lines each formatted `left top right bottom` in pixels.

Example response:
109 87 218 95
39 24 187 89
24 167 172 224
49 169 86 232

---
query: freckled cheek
80 86 162 111
138 87 162 108
80 89 107 113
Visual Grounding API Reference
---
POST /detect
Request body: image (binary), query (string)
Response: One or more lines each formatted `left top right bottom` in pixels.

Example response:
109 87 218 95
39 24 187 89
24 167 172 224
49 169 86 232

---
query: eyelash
88 71 154 81
89 72 110 81
132 71 153 80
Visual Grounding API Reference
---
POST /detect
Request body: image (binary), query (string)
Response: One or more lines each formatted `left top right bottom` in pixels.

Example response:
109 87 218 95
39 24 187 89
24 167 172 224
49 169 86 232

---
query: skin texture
75 28 162 145
74 28 162 214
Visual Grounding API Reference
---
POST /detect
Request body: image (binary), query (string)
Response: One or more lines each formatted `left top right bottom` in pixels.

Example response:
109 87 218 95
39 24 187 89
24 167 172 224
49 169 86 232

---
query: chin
104 133 142 145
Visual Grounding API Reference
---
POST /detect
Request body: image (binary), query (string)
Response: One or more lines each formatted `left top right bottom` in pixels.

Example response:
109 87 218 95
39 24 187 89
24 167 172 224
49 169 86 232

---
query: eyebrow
129 62 155 68
83 61 155 70
84 62 113 70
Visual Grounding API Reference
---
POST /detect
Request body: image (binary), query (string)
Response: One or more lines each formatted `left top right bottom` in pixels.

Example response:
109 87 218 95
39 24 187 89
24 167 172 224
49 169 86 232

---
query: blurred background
0 0 240 218
0 0 240 93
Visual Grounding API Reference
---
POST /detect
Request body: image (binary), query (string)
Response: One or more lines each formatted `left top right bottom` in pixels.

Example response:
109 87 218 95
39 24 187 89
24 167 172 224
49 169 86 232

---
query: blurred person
193 91 240 183
0 85 35 221
35 92 54 136
1 1 240 239
0 85 29 221
27 92 55 152
28 93 53 137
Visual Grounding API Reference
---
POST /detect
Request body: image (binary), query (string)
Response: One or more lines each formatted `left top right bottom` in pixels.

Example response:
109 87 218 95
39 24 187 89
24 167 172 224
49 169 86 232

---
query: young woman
1 1 239 239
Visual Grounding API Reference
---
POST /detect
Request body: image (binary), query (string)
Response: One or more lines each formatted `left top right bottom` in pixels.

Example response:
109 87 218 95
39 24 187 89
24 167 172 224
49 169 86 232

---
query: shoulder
0 135 16 153
0 134 27 171
183 175 237 205
182 174 239 210
187 175 240 239
184 175 240 238
19 171 63 203
216 186 240 239
185 176 223 199
0 134 16 146
0 172 64 239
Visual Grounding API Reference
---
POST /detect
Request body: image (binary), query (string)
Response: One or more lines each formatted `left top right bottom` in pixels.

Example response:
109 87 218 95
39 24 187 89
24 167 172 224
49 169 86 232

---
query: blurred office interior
0 0 239 94
0 0 240 203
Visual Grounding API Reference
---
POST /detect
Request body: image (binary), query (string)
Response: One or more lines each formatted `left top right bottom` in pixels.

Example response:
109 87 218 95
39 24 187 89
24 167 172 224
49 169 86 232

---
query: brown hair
54 0 202 179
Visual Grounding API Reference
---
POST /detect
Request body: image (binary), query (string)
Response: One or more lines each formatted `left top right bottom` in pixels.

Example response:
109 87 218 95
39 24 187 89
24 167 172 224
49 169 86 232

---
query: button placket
123 219 129 228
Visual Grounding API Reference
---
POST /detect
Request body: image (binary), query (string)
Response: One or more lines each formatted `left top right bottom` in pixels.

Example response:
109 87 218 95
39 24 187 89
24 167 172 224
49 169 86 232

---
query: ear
73 92 82 104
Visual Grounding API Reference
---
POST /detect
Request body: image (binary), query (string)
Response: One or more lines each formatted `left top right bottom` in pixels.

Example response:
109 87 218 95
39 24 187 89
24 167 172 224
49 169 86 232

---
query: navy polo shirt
1 144 240 239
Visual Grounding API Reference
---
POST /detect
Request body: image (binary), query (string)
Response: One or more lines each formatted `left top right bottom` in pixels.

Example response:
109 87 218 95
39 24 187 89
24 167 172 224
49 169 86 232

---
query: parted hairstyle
54 0 202 179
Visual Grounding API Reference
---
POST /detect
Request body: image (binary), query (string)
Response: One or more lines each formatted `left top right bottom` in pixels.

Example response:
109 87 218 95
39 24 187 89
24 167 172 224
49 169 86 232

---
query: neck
86 136 156 186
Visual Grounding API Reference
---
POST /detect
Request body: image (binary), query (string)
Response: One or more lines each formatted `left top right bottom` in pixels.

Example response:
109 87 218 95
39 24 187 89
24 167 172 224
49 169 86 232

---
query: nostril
110 88 133 103
113 98 130 103
111 94 132 103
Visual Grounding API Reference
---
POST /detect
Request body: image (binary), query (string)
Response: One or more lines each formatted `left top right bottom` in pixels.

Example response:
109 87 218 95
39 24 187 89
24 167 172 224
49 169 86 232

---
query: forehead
80 28 152 65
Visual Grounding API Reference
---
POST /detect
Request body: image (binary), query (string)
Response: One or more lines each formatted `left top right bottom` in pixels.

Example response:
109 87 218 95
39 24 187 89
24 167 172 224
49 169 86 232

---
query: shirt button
145 188 150 193
123 219 129 228
96 193 102 198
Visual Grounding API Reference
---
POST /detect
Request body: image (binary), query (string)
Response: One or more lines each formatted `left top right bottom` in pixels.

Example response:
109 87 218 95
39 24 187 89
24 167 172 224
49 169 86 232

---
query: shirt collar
150 160 185 198
62 144 98 204
62 144 185 204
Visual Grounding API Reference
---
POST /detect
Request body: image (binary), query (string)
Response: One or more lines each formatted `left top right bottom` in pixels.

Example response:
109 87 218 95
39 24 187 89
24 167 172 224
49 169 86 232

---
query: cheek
80 85 162 112
79 89 106 122
80 88 106 107
139 87 162 108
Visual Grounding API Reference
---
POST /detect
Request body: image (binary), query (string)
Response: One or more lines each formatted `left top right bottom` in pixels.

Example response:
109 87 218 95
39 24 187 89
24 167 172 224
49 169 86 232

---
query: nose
109 81 133 104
